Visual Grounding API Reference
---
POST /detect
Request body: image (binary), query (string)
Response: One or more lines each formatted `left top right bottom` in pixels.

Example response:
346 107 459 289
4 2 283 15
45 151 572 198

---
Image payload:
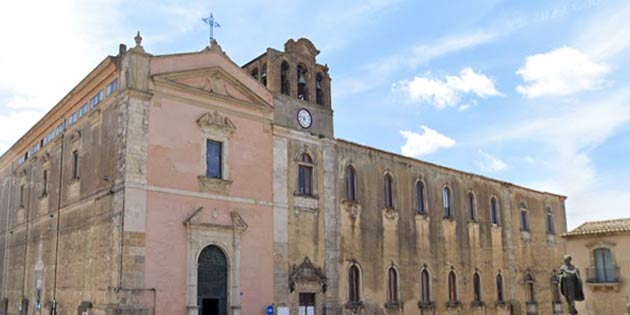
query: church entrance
198 245 228 315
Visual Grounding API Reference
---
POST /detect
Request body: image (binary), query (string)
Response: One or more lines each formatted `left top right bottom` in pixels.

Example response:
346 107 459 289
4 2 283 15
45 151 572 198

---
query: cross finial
134 31 143 46
202 12 221 44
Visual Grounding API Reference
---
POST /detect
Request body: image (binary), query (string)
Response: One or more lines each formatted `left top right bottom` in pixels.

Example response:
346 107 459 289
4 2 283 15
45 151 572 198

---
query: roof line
336 138 567 199
0 56 118 165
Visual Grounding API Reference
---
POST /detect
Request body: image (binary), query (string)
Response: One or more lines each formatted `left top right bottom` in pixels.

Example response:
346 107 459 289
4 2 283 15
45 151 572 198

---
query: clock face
297 108 312 129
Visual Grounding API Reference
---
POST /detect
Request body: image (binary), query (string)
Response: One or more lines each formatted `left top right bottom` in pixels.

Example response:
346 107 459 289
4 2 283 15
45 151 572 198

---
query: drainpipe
20 162 35 309
1 171 13 302
52 134 65 314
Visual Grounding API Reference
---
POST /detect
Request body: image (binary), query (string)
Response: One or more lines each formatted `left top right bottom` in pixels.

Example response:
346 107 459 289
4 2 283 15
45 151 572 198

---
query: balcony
586 266 620 284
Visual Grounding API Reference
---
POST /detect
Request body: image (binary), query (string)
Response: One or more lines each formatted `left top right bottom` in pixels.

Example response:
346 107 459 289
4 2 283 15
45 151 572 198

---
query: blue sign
266 305 274 315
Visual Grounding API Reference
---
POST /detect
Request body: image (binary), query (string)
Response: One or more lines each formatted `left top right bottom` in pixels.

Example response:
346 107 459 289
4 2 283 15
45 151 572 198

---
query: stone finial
134 31 142 46
208 38 224 54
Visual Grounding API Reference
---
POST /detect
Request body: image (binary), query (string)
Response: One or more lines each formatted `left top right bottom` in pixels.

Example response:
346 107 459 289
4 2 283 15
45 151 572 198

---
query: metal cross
202 13 221 43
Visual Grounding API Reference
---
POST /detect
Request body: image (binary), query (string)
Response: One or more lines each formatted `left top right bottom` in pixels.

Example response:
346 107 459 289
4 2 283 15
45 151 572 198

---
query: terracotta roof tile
563 218 630 237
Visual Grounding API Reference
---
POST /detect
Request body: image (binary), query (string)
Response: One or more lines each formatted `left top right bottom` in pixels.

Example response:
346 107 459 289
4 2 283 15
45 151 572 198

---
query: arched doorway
198 245 228 315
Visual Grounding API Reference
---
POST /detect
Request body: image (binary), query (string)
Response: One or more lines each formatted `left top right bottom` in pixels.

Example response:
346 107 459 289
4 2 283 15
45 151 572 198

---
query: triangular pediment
184 207 248 232
153 67 273 110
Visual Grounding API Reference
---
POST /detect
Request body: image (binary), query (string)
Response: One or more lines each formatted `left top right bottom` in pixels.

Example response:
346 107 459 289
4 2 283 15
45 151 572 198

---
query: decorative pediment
289 257 327 293
184 207 248 233
152 67 273 110
197 111 236 137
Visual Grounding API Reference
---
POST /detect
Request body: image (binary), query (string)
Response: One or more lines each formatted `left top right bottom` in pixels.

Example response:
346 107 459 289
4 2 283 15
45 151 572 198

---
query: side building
243 39 569 315
563 218 630 315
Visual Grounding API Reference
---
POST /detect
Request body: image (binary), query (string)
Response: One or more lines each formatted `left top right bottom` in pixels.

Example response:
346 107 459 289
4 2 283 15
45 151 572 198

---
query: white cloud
515 47 610 98
457 104 470 111
474 150 507 172
0 0 125 111
489 88 630 228
0 110 45 156
335 30 501 97
400 126 455 157
396 67 501 109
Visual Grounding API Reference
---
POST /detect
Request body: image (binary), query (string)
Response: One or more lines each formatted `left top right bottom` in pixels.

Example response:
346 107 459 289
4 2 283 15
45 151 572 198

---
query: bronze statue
559 255 584 314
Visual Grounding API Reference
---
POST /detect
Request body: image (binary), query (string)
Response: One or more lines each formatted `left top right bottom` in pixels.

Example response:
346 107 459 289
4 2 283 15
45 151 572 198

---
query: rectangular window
299 293 315 315
42 170 48 195
19 185 25 207
521 210 530 231
106 79 118 96
298 165 313 195
32 143 40 154
72 151 80 179
48 131 54 142
205 140 222 179
79 103 89 117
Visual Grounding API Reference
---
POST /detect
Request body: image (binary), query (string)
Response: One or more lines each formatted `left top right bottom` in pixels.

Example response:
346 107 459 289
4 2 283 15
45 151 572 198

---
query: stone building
563 218 630 315
0 35 568 315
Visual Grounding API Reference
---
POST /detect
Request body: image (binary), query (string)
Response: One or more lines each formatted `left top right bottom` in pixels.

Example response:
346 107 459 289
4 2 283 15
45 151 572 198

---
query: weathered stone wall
0 85 124 315
335 140 567 315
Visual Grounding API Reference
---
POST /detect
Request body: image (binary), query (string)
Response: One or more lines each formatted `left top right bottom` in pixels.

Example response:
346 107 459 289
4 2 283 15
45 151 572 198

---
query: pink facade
144 47 275 315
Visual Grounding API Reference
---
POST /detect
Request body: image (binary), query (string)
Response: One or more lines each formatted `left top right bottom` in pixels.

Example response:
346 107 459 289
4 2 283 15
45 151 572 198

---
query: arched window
261 63 267 86
345 165 357 201
251 68 259 80
387 267 399 304
448 268 458 304
280 61 290 95
468 192 476 221
384 174 394 209
348 263 362 303
490 197 499 225
551 272 561 304
416 180 426 214
473 271 482 303
315 73 324 105
420 268 432 304
546 207 555 234
298 153 313 195
525 271 536 303
496 272 504 303
594 248 616 283
520 202 530 231
297 64 308 101
443 186 452 218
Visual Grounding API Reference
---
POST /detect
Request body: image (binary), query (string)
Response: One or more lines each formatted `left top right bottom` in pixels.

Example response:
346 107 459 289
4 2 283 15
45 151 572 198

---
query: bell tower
242 38 334 138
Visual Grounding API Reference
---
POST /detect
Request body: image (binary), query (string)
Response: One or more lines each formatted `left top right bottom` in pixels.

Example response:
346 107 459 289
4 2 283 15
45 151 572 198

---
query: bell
298 72 306 84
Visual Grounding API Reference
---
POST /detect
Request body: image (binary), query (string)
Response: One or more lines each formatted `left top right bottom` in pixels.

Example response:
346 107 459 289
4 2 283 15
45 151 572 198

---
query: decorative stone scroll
289 257 328 293
197 111 236 138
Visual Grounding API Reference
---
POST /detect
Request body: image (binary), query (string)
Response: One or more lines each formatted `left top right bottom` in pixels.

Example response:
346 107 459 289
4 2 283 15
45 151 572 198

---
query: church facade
0 35 567 315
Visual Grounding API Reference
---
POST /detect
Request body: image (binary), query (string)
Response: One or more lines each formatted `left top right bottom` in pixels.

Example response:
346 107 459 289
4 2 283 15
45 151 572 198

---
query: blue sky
1 0 629 229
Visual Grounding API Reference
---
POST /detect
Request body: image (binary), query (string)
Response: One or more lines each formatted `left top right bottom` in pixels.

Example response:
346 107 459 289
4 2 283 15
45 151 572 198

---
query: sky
1 0 629 229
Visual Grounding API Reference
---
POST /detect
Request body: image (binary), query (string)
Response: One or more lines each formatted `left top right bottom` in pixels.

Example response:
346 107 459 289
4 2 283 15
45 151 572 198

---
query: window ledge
198 176 232 195
382 207 398 220
471 300 485 307
417 301 434 309
415 212 429 220
443 216 456 221
446 300 461 308
294 195 319 210
344 301 363 311
384 301 401 309
39 193 48 200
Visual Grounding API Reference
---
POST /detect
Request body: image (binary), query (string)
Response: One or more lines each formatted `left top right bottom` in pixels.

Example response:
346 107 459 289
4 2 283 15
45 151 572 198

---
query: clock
297 108 312 129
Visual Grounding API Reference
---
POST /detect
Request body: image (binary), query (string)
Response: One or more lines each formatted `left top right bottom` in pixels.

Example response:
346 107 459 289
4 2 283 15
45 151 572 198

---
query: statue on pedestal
559 255 585 315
